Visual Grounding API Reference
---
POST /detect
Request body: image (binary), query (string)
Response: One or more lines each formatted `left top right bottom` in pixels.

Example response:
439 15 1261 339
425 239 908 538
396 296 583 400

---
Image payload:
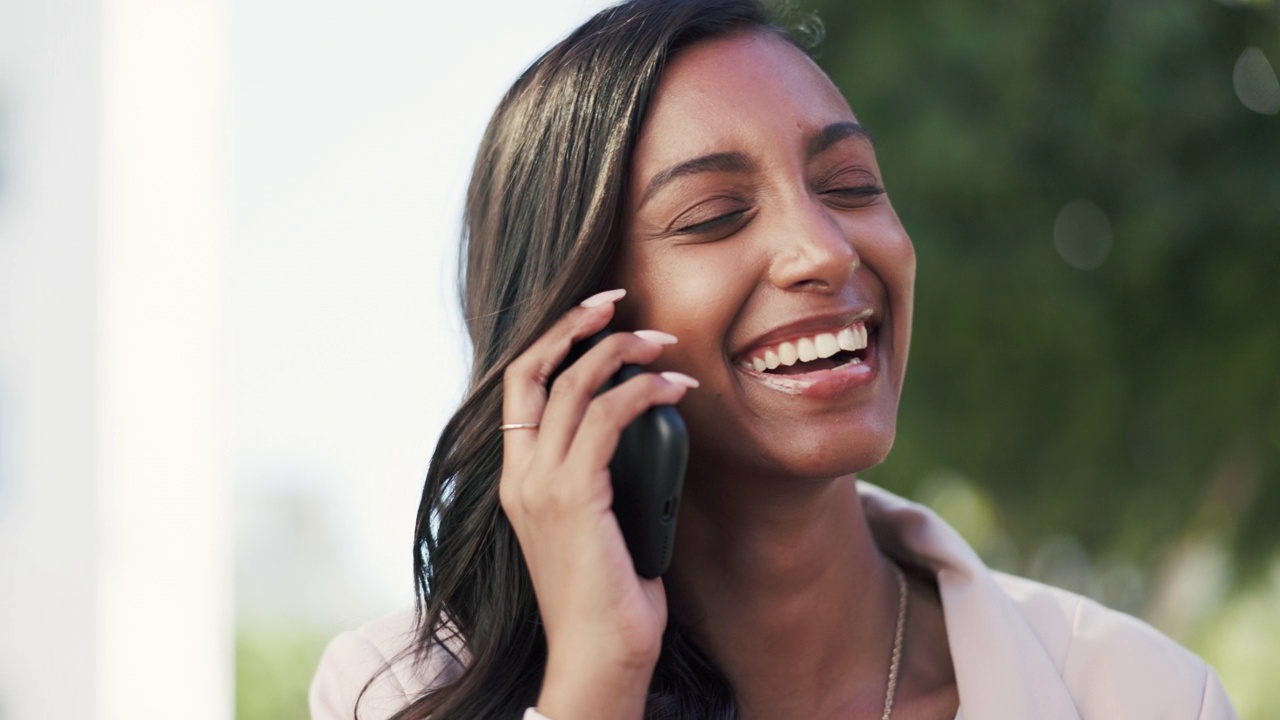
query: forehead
633 31 855 174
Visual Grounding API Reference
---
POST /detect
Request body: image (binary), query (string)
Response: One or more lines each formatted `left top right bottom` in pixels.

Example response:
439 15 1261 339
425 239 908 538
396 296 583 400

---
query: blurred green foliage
1196 562 1280 719
803 0 1280 576
236 624 332 720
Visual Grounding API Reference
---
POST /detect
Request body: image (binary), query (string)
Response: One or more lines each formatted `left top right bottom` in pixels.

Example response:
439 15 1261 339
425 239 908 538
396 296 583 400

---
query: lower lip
736 342 879 400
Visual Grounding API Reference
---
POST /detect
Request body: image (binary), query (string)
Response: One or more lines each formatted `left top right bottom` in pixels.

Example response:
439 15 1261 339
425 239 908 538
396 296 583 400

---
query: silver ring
499 422 540 431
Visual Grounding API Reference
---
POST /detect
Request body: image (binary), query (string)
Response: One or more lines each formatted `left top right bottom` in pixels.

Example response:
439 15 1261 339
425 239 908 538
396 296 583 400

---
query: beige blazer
310 484 1238 719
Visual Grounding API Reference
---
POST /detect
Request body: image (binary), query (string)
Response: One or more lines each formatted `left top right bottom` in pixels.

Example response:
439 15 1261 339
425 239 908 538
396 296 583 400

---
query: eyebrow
806 121 872 159
637 121 873 207
639 151 755 207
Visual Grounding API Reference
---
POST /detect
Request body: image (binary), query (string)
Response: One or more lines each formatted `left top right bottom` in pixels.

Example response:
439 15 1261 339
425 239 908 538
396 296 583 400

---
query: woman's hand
499 289 698 720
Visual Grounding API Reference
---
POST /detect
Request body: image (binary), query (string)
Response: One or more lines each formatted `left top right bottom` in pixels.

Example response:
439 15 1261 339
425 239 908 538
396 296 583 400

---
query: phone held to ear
552 329 689 579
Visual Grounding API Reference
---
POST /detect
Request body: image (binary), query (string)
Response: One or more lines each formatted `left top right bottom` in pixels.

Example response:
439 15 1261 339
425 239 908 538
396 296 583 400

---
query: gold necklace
881 562 908 720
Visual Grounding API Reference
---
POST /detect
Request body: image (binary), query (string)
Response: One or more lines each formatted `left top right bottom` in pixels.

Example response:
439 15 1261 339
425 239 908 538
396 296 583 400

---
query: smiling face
613 30 916 484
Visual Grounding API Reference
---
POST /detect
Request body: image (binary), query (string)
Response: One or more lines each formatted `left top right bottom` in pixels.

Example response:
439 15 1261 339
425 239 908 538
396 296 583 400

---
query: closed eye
821 185 885 209
823 185 885 200
674 208 750 236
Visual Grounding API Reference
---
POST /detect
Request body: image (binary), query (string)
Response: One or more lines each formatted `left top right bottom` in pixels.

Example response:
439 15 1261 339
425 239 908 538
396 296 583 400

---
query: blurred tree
801 0 1280 577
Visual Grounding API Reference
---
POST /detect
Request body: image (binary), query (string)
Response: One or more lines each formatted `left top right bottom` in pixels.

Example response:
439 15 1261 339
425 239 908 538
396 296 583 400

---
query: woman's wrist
536 646 656 720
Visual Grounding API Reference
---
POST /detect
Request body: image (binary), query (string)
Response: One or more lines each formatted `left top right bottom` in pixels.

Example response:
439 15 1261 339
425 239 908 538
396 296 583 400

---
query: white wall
0 0 614 717
96 1 231 717
0 0 101 717
1 0 231 717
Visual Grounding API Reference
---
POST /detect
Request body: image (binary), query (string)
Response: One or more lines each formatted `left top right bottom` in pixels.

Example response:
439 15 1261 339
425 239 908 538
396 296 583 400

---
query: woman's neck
666 472 903 719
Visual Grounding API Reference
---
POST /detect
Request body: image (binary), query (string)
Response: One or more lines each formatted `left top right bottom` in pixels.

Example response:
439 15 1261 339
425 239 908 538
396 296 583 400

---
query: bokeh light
1233 47 1280 115
1053 198 1113 271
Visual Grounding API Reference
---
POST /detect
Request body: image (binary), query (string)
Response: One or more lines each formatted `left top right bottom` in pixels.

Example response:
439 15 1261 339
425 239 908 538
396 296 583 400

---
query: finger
564 371 695 478
537 331 674 462
501 292 622 471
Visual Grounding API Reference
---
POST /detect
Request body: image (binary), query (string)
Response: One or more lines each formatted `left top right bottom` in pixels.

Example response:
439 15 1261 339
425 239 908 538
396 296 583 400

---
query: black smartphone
552 329 688 578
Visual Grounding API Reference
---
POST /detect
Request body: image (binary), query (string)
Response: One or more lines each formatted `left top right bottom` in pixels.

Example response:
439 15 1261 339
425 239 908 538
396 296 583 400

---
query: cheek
876 235 915 323
861 216 915 385
618 244 754 344
846 210 914 279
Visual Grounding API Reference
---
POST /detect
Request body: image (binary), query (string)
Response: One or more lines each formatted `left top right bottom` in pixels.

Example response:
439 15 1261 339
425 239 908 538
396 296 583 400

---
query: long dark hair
397 2 816 718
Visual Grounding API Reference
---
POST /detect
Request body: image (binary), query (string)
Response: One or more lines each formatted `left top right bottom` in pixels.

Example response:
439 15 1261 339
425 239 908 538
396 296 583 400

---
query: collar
859 482 1083 720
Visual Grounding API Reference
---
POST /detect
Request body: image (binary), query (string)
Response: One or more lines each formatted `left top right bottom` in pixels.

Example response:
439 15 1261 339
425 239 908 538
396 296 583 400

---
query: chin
690 415 898 483
786 423 897 479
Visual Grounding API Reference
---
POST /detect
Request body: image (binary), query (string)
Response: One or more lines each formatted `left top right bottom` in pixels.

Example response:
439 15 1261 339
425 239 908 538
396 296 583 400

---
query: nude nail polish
579 288 627 308
660 371 700 389
634 330 678 345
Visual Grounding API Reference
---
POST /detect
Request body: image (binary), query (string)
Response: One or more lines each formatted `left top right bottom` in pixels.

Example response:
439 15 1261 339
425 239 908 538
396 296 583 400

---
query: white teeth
797 337 817 362
744 321 870 372
815 333 839 358
778 341 799 366
837 327 860 351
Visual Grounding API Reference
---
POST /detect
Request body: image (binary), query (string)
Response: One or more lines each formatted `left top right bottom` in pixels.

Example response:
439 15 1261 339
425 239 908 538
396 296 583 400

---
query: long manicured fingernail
580 288 626 308
633 330 677 345
660 371 699 389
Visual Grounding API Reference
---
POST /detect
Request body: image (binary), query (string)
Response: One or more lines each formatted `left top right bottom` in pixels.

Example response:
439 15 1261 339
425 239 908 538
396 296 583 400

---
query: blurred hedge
802 0 1280 578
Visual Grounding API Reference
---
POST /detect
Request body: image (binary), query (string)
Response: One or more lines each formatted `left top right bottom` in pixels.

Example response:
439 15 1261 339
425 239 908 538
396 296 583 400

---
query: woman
311 1 1237 718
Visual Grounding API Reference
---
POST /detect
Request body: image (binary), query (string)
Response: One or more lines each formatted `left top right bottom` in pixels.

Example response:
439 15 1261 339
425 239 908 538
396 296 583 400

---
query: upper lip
730 308 877 362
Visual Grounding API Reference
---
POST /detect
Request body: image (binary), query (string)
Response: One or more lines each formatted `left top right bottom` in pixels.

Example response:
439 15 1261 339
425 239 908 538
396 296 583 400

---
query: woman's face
613 30 915 483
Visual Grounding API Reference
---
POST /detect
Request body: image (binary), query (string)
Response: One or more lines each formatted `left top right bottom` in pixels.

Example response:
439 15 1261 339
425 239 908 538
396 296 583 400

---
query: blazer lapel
860 483 1083 720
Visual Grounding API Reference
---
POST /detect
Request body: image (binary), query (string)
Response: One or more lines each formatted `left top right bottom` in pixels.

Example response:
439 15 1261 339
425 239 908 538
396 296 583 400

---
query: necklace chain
881 562 908 720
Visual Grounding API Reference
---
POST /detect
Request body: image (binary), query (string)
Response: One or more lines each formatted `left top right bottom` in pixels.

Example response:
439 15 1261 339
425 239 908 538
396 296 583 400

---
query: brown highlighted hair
395 1 816 717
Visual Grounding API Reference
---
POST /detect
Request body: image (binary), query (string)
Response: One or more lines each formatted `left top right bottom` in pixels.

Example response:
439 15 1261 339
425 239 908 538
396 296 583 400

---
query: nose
766 196 858 293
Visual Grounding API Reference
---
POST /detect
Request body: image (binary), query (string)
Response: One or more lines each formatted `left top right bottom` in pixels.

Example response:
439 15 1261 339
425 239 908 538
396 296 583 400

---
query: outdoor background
239 0 1280 714
0 0 1275 718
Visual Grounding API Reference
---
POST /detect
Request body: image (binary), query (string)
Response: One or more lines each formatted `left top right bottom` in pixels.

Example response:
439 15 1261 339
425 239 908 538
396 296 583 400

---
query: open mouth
737 321 872 376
